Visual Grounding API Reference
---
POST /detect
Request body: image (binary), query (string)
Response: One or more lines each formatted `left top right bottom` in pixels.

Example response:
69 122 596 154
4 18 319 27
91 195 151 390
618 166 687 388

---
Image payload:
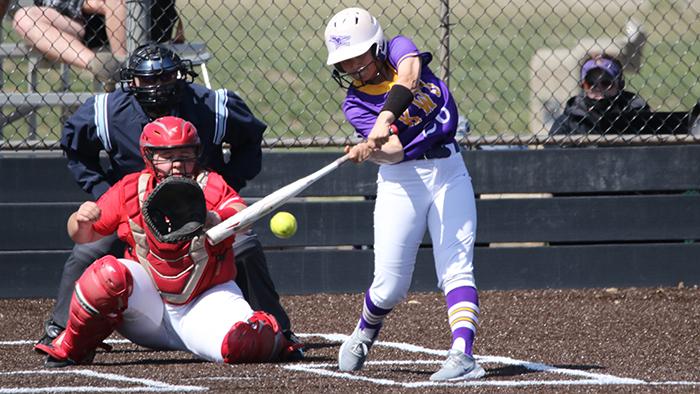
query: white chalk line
0 369 206 393
0 339 130 346
283 333 700 388
3 333 699 389
1 340 204 393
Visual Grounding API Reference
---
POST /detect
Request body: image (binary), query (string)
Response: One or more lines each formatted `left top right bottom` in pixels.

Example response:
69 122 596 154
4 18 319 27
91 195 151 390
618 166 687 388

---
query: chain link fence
1 0 699 150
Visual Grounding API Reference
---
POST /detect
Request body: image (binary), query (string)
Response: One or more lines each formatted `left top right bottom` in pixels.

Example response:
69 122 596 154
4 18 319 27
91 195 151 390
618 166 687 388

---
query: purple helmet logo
329 35 352 49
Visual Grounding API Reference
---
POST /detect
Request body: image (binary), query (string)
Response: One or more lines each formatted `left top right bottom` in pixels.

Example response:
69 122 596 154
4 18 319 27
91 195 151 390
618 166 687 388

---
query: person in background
549 53 649 136
12 0 183 90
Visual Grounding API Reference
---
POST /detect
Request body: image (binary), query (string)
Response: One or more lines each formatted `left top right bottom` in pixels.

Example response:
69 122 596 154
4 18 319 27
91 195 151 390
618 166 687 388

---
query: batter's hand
75 201 101 228
344 143 373 163
366 123 392 150
366 112 396 149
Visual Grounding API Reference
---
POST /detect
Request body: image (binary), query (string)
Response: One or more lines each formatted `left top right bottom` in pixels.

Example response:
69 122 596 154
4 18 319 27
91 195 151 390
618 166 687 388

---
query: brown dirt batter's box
1 289 698 393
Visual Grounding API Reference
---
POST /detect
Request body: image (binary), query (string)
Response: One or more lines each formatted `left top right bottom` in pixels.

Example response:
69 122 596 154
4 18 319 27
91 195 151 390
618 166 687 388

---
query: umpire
37 43 302 355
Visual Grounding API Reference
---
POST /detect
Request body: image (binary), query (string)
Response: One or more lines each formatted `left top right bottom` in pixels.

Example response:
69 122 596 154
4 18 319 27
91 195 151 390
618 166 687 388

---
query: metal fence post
439 0 450 87
0 21 4 141
127 0 152 54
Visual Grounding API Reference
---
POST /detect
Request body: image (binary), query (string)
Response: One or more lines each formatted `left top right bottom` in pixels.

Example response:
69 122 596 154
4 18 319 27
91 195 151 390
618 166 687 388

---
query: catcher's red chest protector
124 172 236 305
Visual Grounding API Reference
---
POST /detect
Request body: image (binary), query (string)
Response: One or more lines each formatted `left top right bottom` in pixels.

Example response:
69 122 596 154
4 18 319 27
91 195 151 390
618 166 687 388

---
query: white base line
285 333 700 388
0 370 206 393
0 339 130 346
3 334 698 389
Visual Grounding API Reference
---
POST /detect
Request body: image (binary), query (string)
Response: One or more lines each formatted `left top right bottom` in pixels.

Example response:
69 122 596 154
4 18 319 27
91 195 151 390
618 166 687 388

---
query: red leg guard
222 311 298 364
35 255 133 365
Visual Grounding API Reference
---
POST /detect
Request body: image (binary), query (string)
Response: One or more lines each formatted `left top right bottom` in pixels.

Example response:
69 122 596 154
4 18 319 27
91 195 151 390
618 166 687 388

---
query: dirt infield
1 287 699 393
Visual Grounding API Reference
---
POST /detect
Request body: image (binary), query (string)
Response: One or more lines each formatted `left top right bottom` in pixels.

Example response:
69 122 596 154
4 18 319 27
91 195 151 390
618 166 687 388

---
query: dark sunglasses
586 76 617 90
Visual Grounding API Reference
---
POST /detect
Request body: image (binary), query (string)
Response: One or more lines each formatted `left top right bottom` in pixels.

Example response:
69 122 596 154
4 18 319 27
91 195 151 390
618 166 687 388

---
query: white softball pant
115 259 254 362
369 152 477 309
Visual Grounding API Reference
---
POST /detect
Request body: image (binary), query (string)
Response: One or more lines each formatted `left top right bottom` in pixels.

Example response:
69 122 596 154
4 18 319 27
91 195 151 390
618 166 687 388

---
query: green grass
2 0 700 146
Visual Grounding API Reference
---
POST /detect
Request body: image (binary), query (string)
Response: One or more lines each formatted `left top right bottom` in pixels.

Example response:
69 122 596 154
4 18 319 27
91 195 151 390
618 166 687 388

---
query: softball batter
324 7 485 381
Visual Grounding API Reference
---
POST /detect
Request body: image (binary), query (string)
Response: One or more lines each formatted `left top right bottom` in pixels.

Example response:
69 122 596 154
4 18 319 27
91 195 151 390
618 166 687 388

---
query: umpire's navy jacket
61 83 266 200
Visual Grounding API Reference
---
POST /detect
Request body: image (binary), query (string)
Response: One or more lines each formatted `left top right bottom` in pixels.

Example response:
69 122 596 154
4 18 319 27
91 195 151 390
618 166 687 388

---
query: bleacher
0 0 212 140
0 41 211 136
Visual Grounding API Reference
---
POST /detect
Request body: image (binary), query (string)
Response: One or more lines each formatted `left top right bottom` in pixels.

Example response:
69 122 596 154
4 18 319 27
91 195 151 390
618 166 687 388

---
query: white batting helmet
324 7 387 66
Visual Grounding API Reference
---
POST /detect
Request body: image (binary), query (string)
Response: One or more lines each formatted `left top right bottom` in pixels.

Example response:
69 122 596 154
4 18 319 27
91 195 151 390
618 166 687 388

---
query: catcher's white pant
115 259 254 362
369 151 477 309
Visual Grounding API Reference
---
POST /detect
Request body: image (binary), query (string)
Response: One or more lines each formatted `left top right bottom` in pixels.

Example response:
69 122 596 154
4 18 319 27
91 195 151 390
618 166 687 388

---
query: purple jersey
342 35 459 161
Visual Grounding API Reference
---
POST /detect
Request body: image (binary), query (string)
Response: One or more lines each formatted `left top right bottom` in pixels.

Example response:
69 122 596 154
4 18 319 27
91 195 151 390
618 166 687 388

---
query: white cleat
430 349 486 381
338 328 375 371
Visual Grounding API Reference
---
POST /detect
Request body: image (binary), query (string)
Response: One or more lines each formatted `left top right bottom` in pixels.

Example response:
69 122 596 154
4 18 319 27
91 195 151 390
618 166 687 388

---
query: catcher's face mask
147 147 200 179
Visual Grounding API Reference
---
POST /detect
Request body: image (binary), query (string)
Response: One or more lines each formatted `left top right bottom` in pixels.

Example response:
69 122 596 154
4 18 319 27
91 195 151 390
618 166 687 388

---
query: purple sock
445 286 479 355
358 291 391 338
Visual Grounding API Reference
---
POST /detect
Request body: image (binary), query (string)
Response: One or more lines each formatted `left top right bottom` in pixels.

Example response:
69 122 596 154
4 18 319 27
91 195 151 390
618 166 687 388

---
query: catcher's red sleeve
204 172 245 221
92 177 129 236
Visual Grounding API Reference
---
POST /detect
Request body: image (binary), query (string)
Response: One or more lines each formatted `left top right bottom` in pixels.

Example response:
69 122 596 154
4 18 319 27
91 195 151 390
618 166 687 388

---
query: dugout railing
1 145 700 298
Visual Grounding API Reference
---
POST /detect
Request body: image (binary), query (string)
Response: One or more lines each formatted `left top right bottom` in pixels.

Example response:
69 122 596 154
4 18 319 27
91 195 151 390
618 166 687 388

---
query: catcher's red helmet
140 116 201 178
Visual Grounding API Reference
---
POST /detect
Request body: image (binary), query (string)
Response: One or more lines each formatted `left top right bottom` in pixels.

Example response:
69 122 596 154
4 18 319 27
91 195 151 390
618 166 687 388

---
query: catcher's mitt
142 176 207 243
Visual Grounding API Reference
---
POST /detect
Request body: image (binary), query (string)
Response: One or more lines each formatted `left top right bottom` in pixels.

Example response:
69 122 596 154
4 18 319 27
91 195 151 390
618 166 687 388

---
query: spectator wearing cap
549 53 649 136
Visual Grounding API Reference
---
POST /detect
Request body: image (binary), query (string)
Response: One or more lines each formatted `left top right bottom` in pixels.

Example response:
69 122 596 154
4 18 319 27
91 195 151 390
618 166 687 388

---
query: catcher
35 116 297 366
